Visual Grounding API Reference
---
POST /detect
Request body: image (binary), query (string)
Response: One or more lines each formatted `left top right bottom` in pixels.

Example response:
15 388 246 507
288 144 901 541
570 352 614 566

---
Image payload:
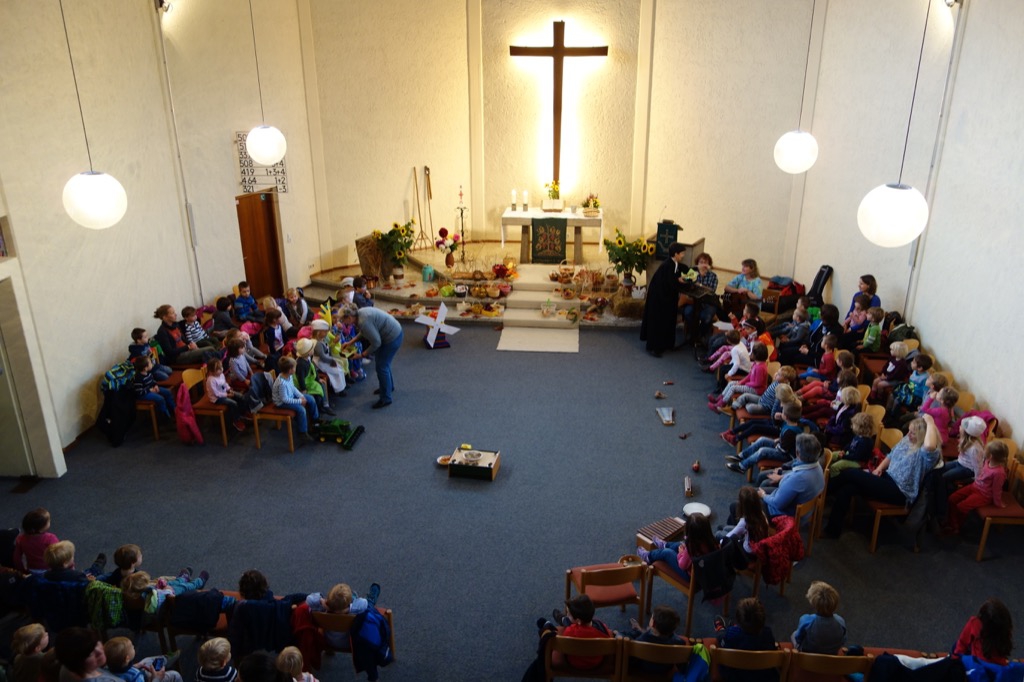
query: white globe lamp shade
857 183 929 248
62 171 128 230
774 130 819 174
246 125 287 166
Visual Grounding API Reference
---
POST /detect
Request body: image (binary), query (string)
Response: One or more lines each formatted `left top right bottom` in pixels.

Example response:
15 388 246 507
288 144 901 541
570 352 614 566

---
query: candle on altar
511 189 517 209
523 190 529 209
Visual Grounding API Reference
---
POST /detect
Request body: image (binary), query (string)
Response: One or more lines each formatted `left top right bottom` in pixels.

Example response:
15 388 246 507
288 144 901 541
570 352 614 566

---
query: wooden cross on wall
510 21 608 184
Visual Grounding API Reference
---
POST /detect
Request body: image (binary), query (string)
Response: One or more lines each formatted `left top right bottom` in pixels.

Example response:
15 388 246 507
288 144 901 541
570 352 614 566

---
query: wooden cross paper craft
510 21 608 183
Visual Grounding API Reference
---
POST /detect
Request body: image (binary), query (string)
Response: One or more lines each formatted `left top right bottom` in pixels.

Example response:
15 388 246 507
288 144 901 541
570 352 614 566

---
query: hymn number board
235 131 289 194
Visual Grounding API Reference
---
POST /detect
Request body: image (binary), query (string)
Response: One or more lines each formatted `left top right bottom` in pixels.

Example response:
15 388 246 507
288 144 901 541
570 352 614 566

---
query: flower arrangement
581 193 600 209
603 229 654 279
434 226 461 254
373 219 415 265
545 180 560 200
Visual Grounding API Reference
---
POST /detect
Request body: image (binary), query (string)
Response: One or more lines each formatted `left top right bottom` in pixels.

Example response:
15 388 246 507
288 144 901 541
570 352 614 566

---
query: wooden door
235 189 285 299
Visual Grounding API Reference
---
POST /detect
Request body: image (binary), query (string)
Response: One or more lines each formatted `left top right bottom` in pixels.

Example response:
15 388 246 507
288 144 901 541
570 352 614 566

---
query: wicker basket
582 207 600 218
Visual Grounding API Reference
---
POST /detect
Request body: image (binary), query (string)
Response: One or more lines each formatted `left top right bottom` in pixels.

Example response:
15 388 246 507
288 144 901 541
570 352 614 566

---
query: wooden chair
975 458 1024 561
310 607 397 669
709 646 789 682
619 639 693 682
164 590 234 651
760 289 783 326
646 551 731 638
880 428 903 452
122 593 170 654
253 408 296 452
135 399 161 441
151 344 184 389
766 361 781 379
864 404 886 447
794 494 821 561
565 557 648 625
543 634 622 681
856 384 871 410
955 390 976 412
933 370 954 388
182 368 230 447
903 338 920 352
787 651 873 682
867 499 908 554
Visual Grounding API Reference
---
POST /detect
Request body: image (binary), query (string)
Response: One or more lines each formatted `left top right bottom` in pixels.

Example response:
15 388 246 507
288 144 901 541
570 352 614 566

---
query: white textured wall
483 0 640 240
309 0 472 250
794 0 950 310
0 0 196 443
160 0 320 295
910 0 1024 436
645 0 811 274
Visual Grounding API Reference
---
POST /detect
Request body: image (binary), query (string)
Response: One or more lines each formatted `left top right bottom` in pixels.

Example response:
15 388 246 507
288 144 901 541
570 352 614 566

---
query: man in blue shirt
759 434 825 517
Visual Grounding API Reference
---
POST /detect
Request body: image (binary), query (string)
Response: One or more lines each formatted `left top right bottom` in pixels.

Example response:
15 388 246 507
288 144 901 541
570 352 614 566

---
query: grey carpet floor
1 325 1021 680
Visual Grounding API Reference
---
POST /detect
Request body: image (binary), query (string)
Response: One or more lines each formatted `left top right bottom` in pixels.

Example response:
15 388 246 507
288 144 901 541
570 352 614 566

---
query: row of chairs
544 637 875 682
123 591 395 676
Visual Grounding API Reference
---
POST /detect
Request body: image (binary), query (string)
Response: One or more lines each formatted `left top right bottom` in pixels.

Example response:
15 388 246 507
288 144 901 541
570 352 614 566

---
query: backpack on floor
101 361 135 392
96 386 136 447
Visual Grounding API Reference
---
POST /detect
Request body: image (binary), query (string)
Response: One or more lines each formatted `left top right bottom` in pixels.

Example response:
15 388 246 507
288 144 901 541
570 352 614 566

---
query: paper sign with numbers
235 131 289 193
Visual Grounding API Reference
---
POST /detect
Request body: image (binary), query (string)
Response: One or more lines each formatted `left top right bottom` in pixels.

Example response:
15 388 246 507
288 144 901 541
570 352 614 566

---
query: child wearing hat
310 319 348 394
295 338 333 416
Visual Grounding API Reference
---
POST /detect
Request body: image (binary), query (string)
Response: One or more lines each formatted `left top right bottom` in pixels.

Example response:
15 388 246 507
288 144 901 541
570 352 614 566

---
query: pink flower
438 227 448 238
452 234 461 242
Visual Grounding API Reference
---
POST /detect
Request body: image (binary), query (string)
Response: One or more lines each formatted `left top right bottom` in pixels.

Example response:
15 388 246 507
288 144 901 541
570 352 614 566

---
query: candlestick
511 189 517 211
522 190 529 211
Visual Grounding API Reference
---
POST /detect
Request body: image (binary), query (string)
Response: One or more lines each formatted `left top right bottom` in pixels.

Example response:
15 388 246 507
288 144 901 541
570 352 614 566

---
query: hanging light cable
774 0 819 174
244 0 286 166
59 0 128 230
857 0 934 248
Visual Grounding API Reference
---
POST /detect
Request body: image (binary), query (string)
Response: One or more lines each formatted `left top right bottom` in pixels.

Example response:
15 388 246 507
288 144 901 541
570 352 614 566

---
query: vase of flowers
603 229 654 289
542 180 564 212
582 193 601 218
435 226 461 269
374 219 416 278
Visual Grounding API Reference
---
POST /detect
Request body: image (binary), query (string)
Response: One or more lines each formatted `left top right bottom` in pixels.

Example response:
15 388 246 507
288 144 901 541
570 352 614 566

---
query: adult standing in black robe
640 243 690 357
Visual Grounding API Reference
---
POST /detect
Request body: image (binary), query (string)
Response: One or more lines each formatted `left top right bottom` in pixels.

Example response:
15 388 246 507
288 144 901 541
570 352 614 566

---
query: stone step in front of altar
501 307 577 329
504 289 580 310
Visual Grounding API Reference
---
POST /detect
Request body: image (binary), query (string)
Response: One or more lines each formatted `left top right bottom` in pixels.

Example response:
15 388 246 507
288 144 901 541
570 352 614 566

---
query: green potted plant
374 219 416 279
542 180 564 212
603 229 653 288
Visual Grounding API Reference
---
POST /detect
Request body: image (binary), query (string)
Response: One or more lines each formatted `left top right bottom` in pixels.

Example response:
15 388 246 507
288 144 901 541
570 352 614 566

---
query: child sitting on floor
792 581 847 655
828 412 875 478
13 507 59 574
197 638 237 682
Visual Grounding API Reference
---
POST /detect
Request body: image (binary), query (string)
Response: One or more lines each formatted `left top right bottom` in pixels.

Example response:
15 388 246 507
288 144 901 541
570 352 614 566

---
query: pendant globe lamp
59 0 127 230
244 0 286 166
774 0 819 174
857 0 934 248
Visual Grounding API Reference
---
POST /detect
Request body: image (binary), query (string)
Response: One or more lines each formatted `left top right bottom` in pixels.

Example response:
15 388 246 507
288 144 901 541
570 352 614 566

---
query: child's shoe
720 431 738 446
707 402 720 414
198 570 210 586
726 462 744 473
636 547 651 563
650 536 667 550
178 567 193 581
233 419 246 432
714 615 727 633
367 582 381 607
